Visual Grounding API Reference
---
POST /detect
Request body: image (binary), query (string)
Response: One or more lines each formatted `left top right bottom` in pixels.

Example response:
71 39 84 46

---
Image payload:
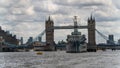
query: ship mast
73 16 78 35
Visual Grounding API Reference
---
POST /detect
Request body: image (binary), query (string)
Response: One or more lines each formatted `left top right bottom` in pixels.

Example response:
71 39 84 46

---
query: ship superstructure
66 16 87 53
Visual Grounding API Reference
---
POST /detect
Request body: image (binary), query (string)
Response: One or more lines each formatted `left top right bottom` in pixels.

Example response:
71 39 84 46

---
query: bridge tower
45 16 55 51
87 15 96 52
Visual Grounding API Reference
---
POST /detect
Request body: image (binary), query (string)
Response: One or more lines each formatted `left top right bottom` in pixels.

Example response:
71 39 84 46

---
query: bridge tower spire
87 14 96 52
45 16 55 51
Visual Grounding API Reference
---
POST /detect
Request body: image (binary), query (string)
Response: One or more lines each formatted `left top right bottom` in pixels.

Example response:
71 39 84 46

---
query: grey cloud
112 0 120 9
94 12 120 22
0 0 120 43
54 0 106 8
96 16 120 22
34 7 50 13
53 7 70 15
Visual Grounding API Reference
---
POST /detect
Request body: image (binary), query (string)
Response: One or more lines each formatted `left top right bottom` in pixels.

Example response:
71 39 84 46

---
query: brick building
0 26 19 45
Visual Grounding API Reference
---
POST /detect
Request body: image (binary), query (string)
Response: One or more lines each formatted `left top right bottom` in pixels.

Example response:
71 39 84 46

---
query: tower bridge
1 15 119 52
45 15 96 52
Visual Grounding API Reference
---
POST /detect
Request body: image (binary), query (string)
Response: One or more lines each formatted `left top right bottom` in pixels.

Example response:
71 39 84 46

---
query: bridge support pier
45 16 55 51
87 15 96 52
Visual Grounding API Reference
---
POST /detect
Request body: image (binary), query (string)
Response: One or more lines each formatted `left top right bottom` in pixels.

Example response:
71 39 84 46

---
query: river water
0 50 120 68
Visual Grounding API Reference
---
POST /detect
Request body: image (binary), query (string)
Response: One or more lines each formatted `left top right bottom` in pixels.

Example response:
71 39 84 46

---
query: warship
66 16 87 53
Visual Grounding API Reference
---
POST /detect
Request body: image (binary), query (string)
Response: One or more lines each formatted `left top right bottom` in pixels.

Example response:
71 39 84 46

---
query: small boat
36 52 43 55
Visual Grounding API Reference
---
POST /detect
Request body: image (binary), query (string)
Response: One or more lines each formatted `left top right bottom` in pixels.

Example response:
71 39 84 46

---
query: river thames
0 50 120 68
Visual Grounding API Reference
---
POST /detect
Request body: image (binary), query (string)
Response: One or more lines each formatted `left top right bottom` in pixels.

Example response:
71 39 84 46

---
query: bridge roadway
97 44 120 50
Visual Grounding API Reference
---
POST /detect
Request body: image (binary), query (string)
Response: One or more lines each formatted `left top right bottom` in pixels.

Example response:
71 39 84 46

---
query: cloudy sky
0 0 120 44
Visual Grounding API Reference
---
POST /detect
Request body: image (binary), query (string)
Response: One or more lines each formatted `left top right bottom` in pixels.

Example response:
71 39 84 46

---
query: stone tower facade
87 15 96 52
45 16 55 51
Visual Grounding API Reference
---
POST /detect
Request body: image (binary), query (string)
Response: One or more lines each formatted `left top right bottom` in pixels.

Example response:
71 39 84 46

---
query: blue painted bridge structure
1 41 120 52
97 44 120 50
0 42 32 52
